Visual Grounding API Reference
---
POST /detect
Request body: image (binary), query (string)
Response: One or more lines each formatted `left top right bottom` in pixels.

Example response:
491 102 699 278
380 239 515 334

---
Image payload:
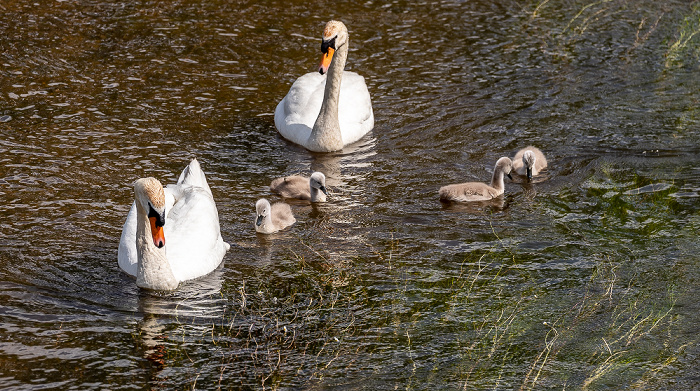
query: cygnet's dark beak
320 186 328 195
256 215 264 226
526 167 533 180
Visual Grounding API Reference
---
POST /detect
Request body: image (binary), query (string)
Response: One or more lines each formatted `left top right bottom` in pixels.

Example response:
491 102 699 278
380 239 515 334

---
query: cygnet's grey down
439 157 513 202
270 172 328 202
255 198 296 234
512 146 547 180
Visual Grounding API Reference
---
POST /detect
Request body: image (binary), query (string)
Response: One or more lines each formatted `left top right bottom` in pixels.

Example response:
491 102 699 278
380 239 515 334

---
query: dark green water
0 0 698 389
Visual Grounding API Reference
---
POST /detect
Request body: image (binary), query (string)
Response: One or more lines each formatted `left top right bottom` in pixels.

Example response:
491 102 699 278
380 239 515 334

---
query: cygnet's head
495 157 514 180
134 177 166 248
309 172 328 195
255 199 271 227
319 20 349 74
522 150 536 179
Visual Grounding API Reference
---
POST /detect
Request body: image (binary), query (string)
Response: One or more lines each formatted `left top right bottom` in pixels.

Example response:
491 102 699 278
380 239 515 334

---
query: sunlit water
1 0 698 389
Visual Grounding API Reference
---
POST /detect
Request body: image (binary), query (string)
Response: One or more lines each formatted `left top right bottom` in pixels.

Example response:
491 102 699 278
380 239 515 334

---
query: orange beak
149 216 165 248
319 47 335 75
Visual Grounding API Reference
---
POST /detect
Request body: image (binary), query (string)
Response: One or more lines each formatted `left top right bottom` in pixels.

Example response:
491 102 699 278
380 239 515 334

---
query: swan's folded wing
164 186 227 281
338 72 374 145
269 175 311 200
439 183 494 202
176 158 212 195
270 202 296 230
275 72 326 144
117 201 138 277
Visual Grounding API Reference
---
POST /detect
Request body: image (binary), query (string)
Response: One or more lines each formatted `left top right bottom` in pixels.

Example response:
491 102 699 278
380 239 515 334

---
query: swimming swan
255 198 296 234
274 20 374 152
118 158 230 290
270 172 328 202
512 146 547 179
439 157 513 202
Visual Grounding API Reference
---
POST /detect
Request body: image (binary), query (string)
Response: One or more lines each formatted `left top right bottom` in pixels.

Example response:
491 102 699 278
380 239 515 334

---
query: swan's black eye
321 37 336 53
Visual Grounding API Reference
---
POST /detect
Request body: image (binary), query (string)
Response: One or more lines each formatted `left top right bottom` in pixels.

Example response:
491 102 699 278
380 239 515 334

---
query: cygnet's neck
257 213 275 234
308 42 349 152
490 170 506 193
310 186 326 202
135 205 178 290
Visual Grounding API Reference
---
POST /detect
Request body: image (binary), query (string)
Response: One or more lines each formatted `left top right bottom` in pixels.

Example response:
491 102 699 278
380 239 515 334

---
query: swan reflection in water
440 196 508 214
135 266 226 371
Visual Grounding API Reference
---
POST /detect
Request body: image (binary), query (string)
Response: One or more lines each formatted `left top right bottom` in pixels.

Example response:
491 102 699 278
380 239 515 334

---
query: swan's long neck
490 171 505 194
135 205 178 290
308 41 349 152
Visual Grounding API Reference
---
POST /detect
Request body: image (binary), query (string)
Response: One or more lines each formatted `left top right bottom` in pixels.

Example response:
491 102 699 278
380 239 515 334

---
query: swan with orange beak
275 20 374 152
118 159 230 291
143 183 166 249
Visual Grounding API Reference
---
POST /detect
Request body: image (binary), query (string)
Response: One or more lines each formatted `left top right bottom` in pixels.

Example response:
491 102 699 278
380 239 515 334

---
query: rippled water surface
1 0 699 389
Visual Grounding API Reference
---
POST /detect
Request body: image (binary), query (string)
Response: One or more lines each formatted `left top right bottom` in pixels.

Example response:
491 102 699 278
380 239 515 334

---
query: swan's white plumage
275 72 374 147
118 159 229 285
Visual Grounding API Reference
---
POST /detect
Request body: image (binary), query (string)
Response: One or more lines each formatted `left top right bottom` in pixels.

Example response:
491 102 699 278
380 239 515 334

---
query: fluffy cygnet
439 157 513 202
255 198 296 234
512 146 547 180
270 172 328 202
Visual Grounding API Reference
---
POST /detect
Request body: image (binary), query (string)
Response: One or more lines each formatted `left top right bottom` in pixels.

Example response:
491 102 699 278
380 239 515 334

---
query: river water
0 0 698 389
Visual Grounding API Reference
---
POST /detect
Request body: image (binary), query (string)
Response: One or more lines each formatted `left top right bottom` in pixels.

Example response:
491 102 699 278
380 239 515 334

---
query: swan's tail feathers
177 158 212 194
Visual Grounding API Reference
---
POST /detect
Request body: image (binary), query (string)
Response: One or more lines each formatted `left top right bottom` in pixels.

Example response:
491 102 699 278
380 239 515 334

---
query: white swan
274 20 374 152
512 146 547 179
439 157 513 202
255 198 296 234
117 158 230 290
270 172 328 202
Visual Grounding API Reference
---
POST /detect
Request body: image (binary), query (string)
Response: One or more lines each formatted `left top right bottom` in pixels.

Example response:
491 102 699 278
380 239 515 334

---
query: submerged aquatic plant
666 3 700 67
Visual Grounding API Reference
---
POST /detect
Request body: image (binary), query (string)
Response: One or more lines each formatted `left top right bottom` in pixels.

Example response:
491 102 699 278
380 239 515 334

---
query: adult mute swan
274 20 374 152
118 158 230 290
255 198 296 234
439 157 513 202
512 146 547 180
270 172 328 202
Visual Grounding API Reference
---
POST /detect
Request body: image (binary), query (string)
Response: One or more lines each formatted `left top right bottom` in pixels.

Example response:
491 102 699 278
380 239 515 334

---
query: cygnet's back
270 172 327 202
512 146 547 179
439 157 513 202
255 198 296 234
